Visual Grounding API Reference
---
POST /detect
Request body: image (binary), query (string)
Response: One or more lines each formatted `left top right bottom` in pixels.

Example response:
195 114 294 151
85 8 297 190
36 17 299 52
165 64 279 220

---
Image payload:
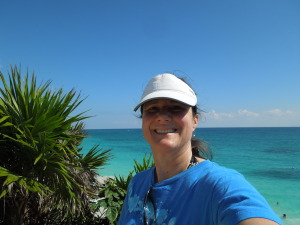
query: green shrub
96 154 154 224
96 178 126 224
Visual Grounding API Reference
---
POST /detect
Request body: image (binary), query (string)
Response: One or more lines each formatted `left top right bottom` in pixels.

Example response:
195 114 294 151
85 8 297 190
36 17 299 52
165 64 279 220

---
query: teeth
155 129 176 134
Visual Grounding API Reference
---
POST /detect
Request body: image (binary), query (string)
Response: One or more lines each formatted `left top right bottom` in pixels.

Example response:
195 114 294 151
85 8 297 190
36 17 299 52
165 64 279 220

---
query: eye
170 105 186 112
144 106 159 113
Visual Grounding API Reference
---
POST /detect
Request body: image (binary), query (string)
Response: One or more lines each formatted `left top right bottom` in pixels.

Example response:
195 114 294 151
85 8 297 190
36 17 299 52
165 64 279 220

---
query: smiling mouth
154 129 177 134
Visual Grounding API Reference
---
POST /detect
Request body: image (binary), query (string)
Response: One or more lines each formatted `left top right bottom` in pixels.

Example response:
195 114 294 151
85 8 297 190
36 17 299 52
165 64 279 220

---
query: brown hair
191 105 213 160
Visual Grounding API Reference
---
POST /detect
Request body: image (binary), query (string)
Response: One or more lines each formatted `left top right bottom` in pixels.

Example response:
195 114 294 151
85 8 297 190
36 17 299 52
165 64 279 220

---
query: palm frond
0 66 112 224
80 145 113 171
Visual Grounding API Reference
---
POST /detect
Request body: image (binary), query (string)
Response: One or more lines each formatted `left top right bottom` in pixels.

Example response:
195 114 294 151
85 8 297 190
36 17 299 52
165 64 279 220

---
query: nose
156 108 171 121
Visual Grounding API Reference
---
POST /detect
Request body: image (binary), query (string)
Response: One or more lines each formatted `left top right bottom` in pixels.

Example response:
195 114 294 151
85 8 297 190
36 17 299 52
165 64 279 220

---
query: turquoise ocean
81 127 300 225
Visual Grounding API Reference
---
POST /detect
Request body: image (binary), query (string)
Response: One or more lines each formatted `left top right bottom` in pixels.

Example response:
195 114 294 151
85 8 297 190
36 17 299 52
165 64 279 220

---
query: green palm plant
0 66 112 224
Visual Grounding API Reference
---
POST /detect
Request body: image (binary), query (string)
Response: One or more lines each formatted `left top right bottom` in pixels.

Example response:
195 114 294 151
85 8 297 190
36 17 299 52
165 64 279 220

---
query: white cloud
208 110 234 120
264 109 296 117
237 109 259 117
205 108 297 122
207 109 259 121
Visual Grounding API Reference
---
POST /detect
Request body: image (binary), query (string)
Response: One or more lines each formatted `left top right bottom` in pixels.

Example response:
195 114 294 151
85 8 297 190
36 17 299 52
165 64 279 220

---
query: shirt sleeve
212 172 282 225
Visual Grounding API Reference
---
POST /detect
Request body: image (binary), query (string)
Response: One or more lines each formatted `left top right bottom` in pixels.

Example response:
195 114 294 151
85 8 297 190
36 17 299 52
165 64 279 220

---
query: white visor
134 73 197 111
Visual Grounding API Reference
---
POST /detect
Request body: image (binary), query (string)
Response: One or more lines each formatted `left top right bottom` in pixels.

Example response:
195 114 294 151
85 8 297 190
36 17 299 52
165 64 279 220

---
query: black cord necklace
187 154 199 169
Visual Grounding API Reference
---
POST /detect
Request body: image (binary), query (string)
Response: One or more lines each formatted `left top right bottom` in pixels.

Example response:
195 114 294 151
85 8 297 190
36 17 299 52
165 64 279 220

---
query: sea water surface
81 127 300 225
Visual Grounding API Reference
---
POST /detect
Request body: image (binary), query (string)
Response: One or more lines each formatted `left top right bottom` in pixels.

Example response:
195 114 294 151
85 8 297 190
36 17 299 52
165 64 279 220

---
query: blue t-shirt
118 160 282 225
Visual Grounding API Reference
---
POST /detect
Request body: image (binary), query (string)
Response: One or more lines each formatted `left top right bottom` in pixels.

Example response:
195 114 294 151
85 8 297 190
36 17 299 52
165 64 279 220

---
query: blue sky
1 0 299 128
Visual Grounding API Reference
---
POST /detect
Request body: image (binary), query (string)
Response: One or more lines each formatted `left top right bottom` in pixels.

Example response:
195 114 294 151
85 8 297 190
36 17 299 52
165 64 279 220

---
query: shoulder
199 162 282 225
197 161 260 199
206 160 242 177
194 160 246 186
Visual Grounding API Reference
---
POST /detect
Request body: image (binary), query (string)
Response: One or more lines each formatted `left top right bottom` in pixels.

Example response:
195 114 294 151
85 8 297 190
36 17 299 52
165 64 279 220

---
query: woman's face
142 99 198 153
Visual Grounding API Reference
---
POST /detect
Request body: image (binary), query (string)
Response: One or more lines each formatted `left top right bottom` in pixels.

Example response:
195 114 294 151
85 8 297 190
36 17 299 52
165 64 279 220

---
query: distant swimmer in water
283 214 287 218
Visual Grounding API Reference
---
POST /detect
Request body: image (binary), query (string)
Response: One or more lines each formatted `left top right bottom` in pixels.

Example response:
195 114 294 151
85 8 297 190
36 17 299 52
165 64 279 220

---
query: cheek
177 117 193 132
181 116 197 133
141 122 148 139
142 119 146 131
142 117 150 134
183 112 197 125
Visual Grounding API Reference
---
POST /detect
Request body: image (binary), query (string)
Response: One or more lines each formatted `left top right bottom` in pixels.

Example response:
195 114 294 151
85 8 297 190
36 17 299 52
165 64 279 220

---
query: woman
118 73 282 225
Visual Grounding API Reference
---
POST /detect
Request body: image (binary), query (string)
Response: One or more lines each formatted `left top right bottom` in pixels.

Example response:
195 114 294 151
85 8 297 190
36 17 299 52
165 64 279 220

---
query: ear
193 114 199 130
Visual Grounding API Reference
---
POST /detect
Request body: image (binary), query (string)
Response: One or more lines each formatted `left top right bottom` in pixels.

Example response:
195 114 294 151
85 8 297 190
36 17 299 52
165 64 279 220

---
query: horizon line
85 126 300 130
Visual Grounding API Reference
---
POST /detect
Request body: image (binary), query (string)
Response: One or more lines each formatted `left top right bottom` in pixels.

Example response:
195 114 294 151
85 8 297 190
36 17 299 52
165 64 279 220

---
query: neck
153 145 193 183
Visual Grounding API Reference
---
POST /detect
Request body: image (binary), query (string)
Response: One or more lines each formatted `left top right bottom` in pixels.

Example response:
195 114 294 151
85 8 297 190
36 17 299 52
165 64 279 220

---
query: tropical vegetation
0 66 112 224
